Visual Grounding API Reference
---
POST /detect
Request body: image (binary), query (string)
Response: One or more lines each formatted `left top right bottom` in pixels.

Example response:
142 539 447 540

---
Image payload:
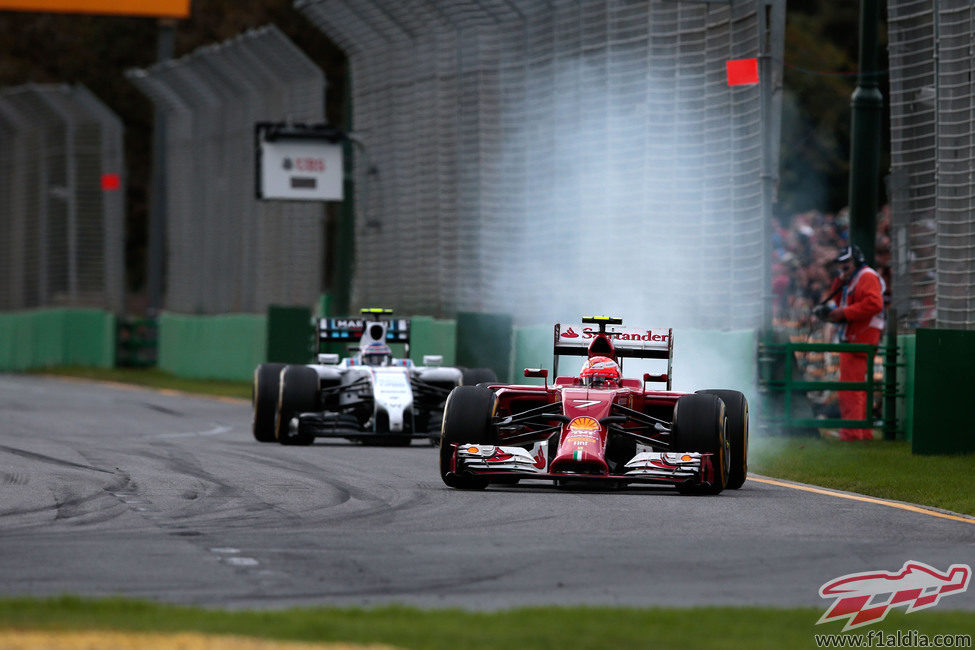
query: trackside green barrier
897 333 915 442
409 316 457 366
0 308 115 370
456 312 513 383
156 311 459 380
511 324 552 384
157 312 265 381
913 328 975 455
266 305 313 364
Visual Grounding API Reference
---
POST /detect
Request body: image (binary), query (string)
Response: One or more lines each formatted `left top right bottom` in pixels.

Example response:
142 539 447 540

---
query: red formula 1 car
439 317 748 494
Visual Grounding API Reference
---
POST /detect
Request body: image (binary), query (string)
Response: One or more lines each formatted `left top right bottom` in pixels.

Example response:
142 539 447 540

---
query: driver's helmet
579 356 621 388
361 342 392 366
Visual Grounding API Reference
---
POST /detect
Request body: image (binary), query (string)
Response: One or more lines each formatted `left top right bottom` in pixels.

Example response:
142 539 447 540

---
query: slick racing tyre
671 393 729 495
252 363 285 443
697 389 748 489
275 365 319 446
440 385 498 490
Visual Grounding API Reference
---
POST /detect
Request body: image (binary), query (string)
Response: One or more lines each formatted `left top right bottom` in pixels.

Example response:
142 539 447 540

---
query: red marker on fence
726 58 759 86
101 173 121 191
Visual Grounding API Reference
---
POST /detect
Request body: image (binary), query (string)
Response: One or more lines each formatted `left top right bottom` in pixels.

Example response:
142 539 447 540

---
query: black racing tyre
697 389 748 489
462 367 498 386
275 365 319 446
252 363 285 443
671 393 729 495
439 385 498 489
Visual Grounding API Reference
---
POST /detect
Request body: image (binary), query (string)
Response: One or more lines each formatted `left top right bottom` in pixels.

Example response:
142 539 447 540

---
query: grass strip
27 366 252 400
0 598 972 650
749 437 975 516
0 629 397 650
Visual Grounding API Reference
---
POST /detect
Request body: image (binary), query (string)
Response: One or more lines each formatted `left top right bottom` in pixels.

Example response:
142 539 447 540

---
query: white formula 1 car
252 309 496 446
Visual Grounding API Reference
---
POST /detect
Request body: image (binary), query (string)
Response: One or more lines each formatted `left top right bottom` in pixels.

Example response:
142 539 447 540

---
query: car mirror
317 353 340 364
422 355 443 366
643 372 668 384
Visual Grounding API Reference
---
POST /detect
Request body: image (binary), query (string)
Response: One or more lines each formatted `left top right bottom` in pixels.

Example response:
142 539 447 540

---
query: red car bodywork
442 318 737 490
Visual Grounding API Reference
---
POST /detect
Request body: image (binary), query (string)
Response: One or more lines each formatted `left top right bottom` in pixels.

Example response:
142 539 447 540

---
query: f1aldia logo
817 561 971 631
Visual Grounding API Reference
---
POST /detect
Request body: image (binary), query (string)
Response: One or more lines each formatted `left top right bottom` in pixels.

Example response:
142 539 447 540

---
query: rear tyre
697 389 748 489
462 367 498 386
275 365 319 446
253 363 285 443
440 385 498 489
671 393 729 495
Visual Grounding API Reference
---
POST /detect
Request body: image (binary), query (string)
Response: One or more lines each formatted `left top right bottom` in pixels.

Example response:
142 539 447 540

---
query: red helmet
579 356 621 387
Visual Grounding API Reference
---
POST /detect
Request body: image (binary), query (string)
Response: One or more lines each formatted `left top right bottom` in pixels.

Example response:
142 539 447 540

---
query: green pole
848 0 883 266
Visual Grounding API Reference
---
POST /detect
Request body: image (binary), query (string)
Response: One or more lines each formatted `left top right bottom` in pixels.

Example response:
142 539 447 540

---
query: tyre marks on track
0 443 114 474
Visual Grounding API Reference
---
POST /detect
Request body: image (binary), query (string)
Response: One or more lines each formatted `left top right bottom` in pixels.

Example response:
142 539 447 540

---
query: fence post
883 308 898 440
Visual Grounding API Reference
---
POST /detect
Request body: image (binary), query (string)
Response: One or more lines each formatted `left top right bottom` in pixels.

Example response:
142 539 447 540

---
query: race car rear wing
552 317 673 388
318 308 410 353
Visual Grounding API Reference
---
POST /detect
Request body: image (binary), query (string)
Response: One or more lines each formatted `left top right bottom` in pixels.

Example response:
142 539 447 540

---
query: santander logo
559 325 668 342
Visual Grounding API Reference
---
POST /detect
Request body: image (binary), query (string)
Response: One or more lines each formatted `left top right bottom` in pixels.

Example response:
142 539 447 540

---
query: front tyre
275 365 319 446
253 363 285 442
671 393 729 495
697 389 748 489
440 385 498 490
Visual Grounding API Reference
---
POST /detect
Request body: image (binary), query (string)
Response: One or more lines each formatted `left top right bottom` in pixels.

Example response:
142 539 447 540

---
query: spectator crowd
770 206 892 429
771 205 891 334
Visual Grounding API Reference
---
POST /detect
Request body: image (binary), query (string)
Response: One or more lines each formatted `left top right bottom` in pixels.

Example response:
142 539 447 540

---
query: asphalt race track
1 374 973 611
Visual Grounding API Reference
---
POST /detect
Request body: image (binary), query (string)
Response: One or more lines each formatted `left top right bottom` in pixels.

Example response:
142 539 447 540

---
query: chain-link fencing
0 83 124 313
297 0 785 329
127 25 327 315
888 0 975 330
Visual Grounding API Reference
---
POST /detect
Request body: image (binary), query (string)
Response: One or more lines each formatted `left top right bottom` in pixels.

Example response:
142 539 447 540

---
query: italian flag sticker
573 449 583 461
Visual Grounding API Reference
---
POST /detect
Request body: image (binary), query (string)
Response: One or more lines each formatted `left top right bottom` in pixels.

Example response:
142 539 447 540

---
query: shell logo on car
568 416 599 432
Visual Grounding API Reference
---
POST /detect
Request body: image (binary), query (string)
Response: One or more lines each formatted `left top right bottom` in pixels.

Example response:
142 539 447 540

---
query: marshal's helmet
579 356 621 388
834 244 865 267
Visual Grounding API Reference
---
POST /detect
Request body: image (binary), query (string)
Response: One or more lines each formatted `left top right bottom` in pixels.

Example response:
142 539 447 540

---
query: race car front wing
293 412 437 440
451 444 717 487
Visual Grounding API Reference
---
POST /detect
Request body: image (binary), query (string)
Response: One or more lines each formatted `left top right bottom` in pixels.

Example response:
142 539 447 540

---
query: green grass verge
0 598 972 650
749 436 975 516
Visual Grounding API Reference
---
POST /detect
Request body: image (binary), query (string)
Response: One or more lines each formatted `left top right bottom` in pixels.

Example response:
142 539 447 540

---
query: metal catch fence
0 83 125 313
127 25 328 315
297 0 785 327
888 0 975 331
